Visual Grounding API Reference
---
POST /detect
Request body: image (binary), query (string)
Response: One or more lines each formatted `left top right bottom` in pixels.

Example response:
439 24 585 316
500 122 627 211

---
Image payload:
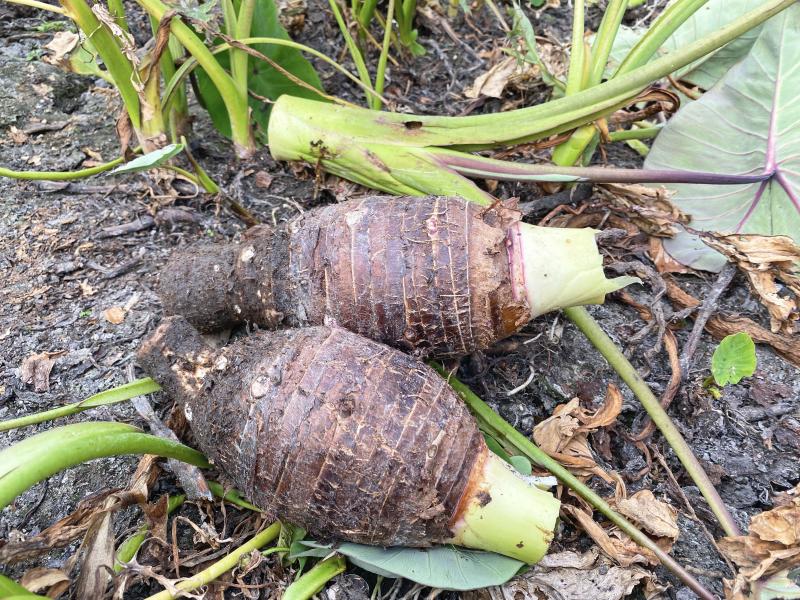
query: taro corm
158 196 634 357
137 316 560 562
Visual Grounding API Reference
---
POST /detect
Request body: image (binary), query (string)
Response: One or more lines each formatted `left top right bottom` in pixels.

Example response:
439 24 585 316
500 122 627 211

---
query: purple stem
434 148 771 185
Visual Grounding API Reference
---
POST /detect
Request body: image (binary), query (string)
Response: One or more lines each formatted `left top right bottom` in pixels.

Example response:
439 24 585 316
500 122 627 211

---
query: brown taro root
137 316 560 562
159 196 633 358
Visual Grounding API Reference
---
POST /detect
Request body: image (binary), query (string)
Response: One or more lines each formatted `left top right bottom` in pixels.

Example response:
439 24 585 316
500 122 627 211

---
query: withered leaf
562 505 657 567
20 351 63 392
20 567 70 596
464 56 521 99
720 484 800 592
699 232 800 334
500 548 655 600
43 31 80 65
104 306 126 324
616 490 680 541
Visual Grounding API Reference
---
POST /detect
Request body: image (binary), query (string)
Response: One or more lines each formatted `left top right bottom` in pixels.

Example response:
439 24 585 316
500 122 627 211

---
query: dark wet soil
1 0 798 598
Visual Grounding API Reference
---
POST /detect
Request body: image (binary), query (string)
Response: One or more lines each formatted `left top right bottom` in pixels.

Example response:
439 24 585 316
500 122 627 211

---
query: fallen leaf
649 237 694 274
699 233 800 334
8 125 28 144
43 31 80 65
254 170 273 189
498 547 655 600
20 351 63 392
600 183 688 237
562 506 657 567
73 506 115 599
80 281 96 296
617 490 680 541
532 385 622 482
0 489 117 564
104 306 126 324
720 484 800 595
20 567 70 597
464 56 520 99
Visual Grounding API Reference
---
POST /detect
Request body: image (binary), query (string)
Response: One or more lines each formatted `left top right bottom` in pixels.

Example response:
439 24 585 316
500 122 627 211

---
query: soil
1 0 798 598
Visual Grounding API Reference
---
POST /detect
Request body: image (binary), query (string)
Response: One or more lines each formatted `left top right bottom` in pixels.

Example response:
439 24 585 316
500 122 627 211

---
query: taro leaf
194 0 323 144
607 0 765 90
111 144 184 174
297 541 524 590
644 5 800 271
711 332 757 386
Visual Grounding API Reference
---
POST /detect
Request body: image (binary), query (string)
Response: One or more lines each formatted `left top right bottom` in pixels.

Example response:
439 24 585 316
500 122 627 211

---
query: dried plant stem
563 305 740 537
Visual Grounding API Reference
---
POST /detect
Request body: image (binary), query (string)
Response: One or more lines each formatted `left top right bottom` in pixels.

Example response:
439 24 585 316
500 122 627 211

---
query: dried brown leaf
43 31 80 65
20 567 70 597
464 56 520 99
533 387 622 482
20 351 63 392
719 485 800 593
74 507 115 599
649 238 694 274
600 183 688 237
502 547 654 600
616 490 680 541
562 505 657 567
699 232 800 334
104 306 126 324
0 489 118 564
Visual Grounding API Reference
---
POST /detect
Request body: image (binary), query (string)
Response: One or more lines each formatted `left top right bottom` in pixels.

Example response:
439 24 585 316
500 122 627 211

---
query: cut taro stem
448 448 560 563
508 222 639 317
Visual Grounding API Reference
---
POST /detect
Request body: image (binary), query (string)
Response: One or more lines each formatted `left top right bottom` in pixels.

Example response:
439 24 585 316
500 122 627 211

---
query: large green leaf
194 0 323 143
644 5 800 271
294 541 524 590
607 0 765 89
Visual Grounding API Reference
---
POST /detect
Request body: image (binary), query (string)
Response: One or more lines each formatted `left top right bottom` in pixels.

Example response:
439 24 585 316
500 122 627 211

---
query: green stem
107 0 129 32
231 0 257 97
563 306 740 537
565 0 585 96
0 155 126 180
4 0 65 14
0 422 209 510
434 366 716 600
588 0 628 87
327 0 378 109
206 481 263 512
373 0 394 106
608 125 662 141
615 0 708 75
144 522 281 600
299 0 793 149
161 36 384 111
60 0 141 129
134 0 253 156
284 555 347 600
0 378 161 433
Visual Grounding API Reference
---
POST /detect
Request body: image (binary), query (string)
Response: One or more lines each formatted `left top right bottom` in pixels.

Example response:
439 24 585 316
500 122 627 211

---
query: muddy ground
1 0 798 598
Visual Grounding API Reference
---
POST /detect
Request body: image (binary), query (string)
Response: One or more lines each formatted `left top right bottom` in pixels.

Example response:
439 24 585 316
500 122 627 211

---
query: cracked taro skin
158 196 530 358
136 316 490 547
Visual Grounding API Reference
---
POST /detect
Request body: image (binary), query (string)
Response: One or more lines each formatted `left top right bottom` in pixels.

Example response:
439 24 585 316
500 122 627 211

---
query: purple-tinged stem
434 148 771 185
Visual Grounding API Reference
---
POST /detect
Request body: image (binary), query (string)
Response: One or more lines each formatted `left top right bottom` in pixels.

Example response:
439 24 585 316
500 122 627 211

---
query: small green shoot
711 332 757 386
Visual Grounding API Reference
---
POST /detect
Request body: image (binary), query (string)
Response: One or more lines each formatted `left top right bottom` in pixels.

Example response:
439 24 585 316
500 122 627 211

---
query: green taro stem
0 377 161 432
563 306 740 537
283 555 348 600
0 422 209 510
